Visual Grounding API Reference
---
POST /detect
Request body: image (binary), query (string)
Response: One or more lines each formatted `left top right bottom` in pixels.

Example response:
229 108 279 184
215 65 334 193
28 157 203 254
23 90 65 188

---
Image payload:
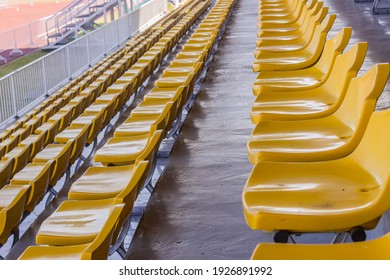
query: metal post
10 30 23 57
118 0 122 18
28 23 35 47
10 75 18 117
86 35 91 66
41 59 48 95
13 30 17 50
66 46 72 80
104 5 107 24
103 27 107 55
116 20 120 47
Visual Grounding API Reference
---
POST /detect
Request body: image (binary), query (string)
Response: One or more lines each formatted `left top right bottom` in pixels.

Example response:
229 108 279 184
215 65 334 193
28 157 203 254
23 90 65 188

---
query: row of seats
0 0 209 258
244 0 390 259
16 0 237 260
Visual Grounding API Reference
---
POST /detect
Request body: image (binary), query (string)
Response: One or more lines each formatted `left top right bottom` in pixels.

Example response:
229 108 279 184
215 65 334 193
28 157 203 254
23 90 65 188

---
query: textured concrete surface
127 0 270 260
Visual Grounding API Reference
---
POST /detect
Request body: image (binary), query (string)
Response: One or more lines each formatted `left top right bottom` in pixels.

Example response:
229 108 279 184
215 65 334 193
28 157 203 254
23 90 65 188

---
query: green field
0 50 49 78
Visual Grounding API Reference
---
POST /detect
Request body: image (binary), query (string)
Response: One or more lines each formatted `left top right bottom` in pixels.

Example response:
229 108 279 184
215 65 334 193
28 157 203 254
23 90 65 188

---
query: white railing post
41 59 48 95
10 75 18 117
86 35 91 66
66 46 72 80
116 20 120 47
103 26 107 55
118 0 122 18
28 23 34 46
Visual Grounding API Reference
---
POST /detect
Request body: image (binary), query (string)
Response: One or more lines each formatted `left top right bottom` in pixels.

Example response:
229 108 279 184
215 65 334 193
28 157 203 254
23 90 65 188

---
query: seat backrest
321 42 367 101
334 64 389 131
116 160 149 203
136 129 164 164
314 27 352 74
82 204 124 260
0 158 14 189
305 14 336 54
348 108 390 218
290 0 307 19
297 1 323 34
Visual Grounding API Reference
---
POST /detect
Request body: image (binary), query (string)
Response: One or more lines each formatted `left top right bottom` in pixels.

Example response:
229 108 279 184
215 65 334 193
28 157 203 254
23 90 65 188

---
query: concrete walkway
127 0 266 260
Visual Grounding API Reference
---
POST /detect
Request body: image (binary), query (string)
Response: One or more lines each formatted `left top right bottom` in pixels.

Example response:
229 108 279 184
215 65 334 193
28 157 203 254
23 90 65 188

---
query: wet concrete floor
127 0 267 260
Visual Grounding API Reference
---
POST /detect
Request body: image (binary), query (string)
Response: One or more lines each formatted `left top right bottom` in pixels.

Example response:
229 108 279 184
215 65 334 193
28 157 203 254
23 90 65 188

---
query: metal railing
0 18 48 63
45 0 112 44
0 0 167 128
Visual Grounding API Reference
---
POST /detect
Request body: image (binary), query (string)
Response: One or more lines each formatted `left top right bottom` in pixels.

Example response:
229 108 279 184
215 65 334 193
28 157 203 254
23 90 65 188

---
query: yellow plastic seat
252 28 352 95
253 14 336 72
256 5 326 53
155 70 196 89
143 86 184 103
166 62 204 81
33 141 74 187
251 232 390 260
106 83 133 104
0 135 21 157
0 158 14 188
23 116 43 134
94 130 163 166
114 102 174 137
258 0 306 24
11 161 54 212
250 42 367 123
19 131 46 157
68 161 148 200
247 64 389 164
258 0 302 14
0 185 31 244
131 100 171 117
35 201 125 246
11 126 31 143
35 120 59 146
256 1 322 45
47 108 73 133
243 108 390 235
2 145 32 177
72 109 105 145
60 102 83 123
18 204 124 260
0 131 12 143
95 92 126 117
55 124 91 165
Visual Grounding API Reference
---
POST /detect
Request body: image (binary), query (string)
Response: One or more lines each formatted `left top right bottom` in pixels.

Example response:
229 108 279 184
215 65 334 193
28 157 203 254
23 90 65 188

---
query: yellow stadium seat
255 4 326 53
55 124 91 165
2 145 32 177
247 64 389 164
252 14 336 72
94 130 163 166
251 232 390 260
68 161 148 201
11 161 54 212
244 108 390 242
18 204 124 260
33 141 74 187
257 1 322 44
35 200 125 246
18 132 47 161
252 27 352 95
0 158 14 189
0 185 31 245
250 42 367 123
